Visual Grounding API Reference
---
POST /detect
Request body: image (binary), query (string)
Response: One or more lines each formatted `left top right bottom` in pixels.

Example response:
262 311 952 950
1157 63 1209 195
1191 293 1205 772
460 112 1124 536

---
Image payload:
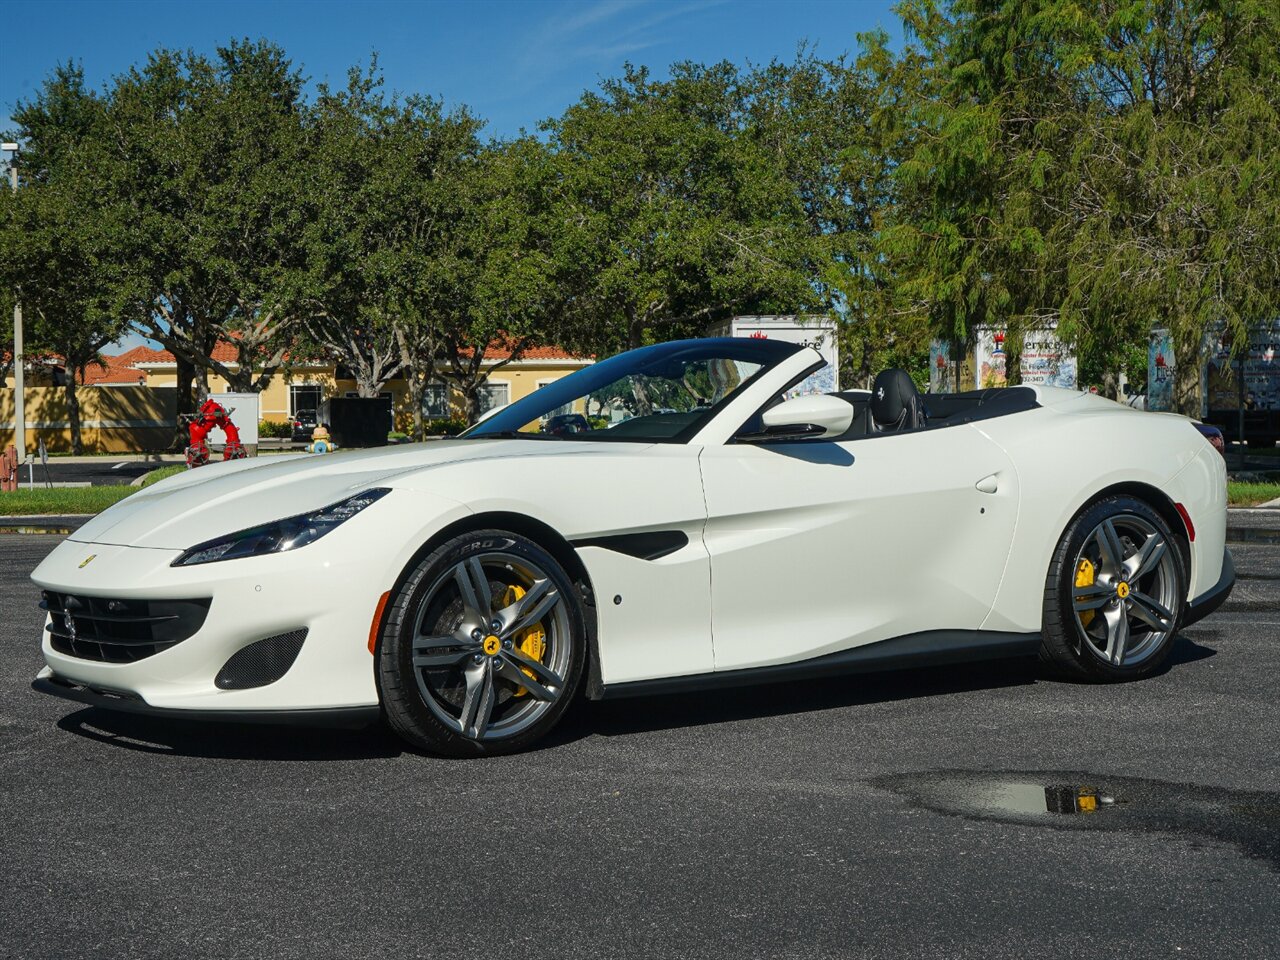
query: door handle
975 474 999 494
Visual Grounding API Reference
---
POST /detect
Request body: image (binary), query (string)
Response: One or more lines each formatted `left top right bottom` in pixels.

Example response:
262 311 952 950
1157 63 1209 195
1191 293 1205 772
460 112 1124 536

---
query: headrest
871 368 924 431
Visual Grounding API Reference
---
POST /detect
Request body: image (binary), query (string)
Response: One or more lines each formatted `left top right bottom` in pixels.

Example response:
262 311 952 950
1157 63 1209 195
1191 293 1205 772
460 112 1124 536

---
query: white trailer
711 315 839 396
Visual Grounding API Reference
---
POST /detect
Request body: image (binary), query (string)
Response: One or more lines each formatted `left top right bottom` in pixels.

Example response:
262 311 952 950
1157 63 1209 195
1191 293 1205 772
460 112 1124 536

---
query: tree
743 47 931 388
299 62 483 401
888 0 1280 412
1048 0 1280 414
546 63 813 356
96 41 310 413
0 65 126 453
883 1 1081 388
430 136 574 423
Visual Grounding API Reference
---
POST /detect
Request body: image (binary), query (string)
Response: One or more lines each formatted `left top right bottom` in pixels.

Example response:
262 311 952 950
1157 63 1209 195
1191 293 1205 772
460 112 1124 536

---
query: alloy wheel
1070 514 1180 668
409 551 571 741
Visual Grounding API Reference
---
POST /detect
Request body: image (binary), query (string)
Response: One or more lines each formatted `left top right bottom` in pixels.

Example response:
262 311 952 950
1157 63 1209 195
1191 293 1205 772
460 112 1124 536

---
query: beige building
2 342 593 453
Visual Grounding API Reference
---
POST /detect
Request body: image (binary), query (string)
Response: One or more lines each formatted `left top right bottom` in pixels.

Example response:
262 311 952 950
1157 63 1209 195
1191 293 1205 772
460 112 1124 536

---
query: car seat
871 369 926 432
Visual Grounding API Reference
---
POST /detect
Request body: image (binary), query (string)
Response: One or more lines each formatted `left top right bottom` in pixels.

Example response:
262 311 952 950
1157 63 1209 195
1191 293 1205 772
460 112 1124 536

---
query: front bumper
32 670 380 728
30 535 392 715
1183 547 1235 627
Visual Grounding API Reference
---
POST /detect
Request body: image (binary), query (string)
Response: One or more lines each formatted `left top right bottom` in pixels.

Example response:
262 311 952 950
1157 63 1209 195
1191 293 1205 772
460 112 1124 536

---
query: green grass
0 463 189 515
139 464 186 487
1228 481 1280 507
0 486 138 516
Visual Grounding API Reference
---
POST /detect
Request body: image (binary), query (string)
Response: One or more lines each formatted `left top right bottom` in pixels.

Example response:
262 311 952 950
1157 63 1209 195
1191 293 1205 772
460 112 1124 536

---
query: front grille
215 629 308 690
41 591 212 663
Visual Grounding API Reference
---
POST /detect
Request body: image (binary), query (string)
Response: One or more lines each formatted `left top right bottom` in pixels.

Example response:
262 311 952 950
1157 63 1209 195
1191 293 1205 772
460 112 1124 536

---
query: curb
0 514 90 536
35 455 186 465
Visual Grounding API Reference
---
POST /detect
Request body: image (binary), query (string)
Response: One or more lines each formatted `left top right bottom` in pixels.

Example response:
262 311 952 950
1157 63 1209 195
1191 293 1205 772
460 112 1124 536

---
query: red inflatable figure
185 399 247 468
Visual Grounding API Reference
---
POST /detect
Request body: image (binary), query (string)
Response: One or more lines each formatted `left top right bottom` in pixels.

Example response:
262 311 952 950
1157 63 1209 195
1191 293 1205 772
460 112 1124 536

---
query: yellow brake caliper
501 584 547 697
1075 558 1096 628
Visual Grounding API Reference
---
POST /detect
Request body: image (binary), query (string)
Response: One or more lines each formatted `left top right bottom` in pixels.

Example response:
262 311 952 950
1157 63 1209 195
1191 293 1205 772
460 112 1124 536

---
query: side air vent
215 629 308 690
572 530 690 561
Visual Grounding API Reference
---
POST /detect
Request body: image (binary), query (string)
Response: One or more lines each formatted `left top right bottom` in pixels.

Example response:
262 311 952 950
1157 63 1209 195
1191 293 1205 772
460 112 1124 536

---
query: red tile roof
67 336 587 386
81 355 151 386
140 341 239 364
461 337 589 361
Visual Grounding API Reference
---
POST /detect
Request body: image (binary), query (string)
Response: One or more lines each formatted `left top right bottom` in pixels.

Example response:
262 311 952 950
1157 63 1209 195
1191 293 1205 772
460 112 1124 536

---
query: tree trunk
174 355 195 449
223 364 256 393
1100 368 1120 402
856 335 873 390
1173 333 1203 418
65 374 83 455
462 383 481 425
408 371 424 442
626 305 644 351
1005 331 1022 386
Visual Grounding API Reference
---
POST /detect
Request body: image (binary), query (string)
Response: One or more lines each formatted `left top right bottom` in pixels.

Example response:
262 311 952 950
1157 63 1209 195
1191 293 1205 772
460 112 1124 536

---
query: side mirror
741 394 853 442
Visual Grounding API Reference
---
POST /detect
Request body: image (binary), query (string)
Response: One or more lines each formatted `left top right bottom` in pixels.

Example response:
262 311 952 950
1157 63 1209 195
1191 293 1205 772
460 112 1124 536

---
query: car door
698 424 1019 672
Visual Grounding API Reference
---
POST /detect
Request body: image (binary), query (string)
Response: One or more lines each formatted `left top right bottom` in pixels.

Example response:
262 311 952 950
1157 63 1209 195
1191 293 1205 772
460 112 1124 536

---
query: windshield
463 338 803 442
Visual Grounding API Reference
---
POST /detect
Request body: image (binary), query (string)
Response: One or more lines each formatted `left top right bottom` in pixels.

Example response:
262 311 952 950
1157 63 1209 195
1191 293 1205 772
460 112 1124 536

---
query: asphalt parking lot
18 458 164 486
2 524 1278 960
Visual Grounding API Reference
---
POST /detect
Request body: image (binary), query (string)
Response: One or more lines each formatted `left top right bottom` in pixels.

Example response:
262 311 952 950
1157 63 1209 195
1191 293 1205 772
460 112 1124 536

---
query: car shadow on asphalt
55 708 404 761
562 635 1218 742
48 635 1217 759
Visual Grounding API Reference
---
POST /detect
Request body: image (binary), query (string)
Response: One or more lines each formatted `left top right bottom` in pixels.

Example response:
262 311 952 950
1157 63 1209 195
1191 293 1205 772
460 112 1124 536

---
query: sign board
1019 331 1078 389
1205 321 1280 414
208 393 259 445
929 340 952 393
1147 329 1175 412
973 329 1011 389
973 327 1077 391
928 340 974 394
712 315 838 396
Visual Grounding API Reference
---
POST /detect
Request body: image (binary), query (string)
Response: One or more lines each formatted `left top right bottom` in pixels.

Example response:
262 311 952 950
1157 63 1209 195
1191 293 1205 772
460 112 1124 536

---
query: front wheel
1040 496 1187 681
377 530 586 756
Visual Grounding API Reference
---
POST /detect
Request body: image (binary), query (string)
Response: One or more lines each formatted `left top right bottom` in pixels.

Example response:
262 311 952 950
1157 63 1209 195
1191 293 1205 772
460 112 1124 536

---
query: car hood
70 439 602 550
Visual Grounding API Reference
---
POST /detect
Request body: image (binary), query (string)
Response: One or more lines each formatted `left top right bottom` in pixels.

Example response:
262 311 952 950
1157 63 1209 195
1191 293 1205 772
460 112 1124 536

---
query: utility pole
2 143 24 467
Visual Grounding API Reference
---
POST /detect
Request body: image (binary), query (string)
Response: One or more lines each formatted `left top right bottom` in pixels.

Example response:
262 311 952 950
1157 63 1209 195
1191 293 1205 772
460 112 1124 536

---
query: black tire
377 529 587 757
1040 495 1187 682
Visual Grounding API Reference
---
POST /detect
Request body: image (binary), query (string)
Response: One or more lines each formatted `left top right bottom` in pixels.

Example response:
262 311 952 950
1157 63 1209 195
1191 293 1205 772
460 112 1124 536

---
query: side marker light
369 590 391 655
1174 503 1196 542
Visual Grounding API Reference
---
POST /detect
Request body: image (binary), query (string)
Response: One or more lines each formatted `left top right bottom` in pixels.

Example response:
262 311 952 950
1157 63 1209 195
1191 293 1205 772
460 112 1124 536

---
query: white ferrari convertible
31 338 1234 755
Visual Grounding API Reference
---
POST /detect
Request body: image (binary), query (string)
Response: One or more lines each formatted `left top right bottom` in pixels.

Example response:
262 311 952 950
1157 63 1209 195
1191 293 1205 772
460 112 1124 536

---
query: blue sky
1 0 902 138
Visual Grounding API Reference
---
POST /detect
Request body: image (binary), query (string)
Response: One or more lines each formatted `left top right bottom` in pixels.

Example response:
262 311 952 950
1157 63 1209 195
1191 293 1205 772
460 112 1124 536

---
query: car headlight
172 488 391 566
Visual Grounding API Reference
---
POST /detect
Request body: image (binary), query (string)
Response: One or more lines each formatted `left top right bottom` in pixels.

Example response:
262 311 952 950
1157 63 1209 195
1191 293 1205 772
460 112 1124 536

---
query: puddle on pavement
873 771 1280 871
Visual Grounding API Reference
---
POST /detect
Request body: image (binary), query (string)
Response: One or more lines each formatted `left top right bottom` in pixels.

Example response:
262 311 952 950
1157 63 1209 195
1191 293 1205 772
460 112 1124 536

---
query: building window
423 383 450 419
479 382 510 413
290 385 322 419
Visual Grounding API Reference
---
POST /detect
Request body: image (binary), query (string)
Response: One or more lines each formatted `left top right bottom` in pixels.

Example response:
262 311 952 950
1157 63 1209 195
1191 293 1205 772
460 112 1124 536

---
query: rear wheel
378 530 586 756
1041 496 1186 681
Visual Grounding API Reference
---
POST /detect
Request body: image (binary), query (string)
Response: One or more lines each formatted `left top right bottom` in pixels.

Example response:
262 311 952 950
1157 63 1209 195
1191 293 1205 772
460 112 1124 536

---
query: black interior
827 385 1039 440
734 370 1040 444
740 387 1038 445
922 386 1039 422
